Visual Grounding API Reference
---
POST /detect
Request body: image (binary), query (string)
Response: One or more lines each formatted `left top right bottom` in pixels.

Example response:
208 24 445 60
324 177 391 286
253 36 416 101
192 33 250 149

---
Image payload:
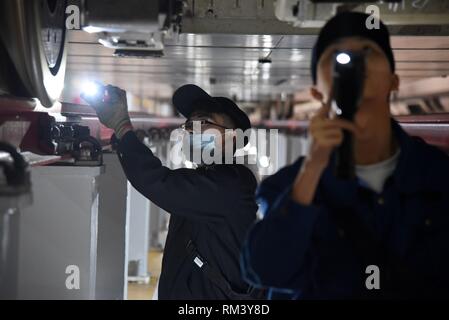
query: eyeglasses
181 119 230 131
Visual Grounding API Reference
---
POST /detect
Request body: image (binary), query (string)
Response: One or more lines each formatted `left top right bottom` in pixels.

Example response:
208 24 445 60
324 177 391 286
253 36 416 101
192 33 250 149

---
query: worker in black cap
242 11 449 299
82 84 259 299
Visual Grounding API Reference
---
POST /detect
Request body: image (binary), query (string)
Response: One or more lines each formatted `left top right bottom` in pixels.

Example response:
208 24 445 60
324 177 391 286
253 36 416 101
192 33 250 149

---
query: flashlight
332 51 366 179
336 52 351 65
81 81 101 97
81 81 111 104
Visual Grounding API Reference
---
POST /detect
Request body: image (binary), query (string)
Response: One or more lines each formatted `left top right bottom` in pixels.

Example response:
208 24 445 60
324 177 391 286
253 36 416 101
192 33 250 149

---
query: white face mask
181 132 216 164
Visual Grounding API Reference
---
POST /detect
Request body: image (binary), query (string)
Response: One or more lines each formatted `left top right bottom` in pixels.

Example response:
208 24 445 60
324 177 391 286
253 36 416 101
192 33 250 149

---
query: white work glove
81 84 132 139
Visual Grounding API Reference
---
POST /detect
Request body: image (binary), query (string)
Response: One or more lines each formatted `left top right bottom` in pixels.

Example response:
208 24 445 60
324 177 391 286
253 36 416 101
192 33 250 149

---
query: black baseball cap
311 11 396 84
173 84 251 145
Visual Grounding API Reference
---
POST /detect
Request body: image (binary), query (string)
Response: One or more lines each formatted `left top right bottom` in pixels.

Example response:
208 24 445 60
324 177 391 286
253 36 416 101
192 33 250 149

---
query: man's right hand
290 103 359 206
306 103 359 171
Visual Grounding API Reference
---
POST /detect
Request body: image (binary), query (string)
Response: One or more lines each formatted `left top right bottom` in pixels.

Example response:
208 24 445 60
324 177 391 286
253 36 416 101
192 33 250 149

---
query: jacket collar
390 119 421 194
318 119 444 205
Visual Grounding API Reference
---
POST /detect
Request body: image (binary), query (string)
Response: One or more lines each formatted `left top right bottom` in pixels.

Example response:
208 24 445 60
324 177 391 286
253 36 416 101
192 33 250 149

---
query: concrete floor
127 250 163 300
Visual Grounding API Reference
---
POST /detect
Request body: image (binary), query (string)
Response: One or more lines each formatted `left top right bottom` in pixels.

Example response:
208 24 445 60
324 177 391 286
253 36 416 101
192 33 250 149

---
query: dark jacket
242 121 449 299
117 131 258 299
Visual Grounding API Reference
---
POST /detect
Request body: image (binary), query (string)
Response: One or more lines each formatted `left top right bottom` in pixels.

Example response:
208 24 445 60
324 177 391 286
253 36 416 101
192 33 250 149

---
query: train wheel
0 0 68 107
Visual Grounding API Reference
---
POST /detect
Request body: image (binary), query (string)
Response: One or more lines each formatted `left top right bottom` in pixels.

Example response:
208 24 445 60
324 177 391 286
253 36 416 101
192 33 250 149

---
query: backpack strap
185 240 263 300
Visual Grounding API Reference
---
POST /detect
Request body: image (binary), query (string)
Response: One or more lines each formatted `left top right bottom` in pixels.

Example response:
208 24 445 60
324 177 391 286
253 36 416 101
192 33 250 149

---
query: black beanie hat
311 11 395 84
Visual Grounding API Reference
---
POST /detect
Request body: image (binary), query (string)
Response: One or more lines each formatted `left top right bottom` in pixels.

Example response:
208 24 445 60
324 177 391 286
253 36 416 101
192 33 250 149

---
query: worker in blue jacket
241 12 449 299
83 84 259 299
